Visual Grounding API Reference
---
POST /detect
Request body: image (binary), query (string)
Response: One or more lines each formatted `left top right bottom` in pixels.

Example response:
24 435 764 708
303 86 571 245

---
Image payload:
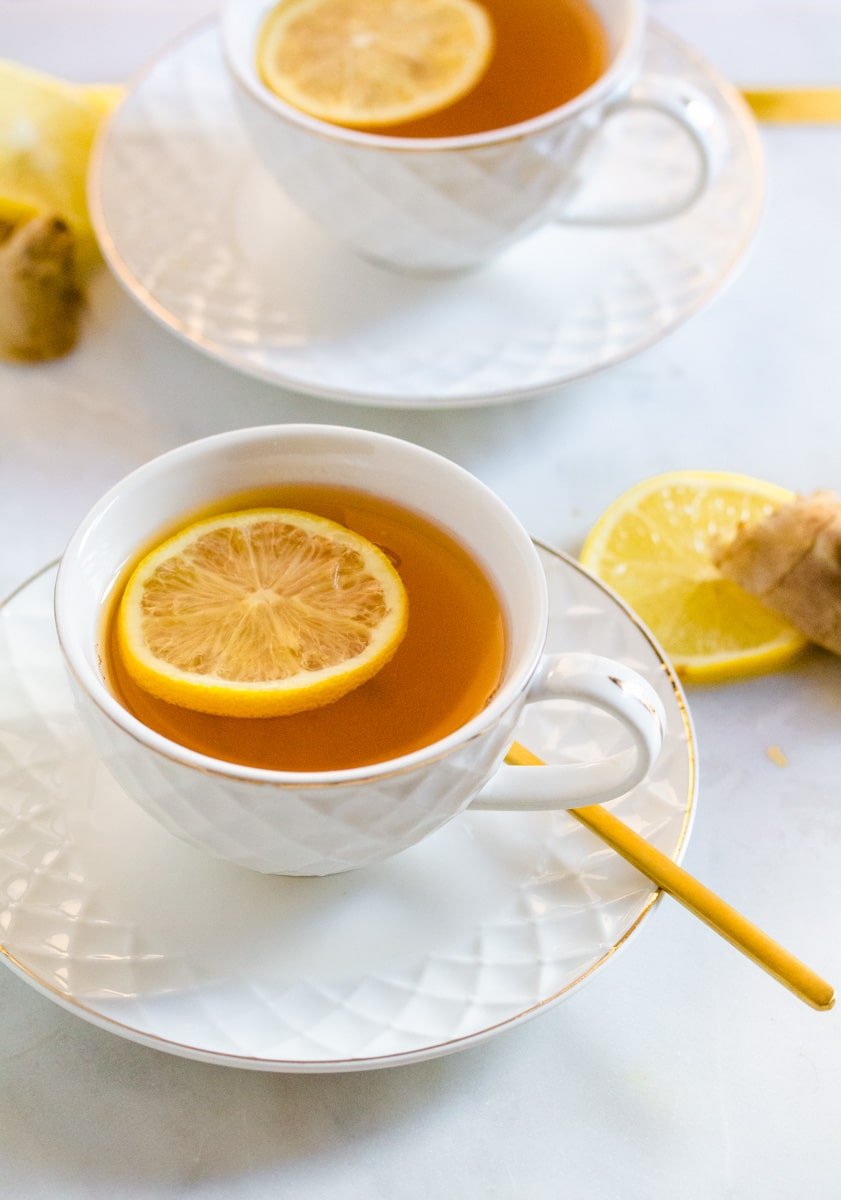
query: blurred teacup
222 0 722 273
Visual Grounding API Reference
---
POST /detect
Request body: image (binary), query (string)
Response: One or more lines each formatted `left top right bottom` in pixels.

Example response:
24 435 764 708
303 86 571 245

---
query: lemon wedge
257 0 494 129
0 60 121 270
118 509 409 717
580 471 809 683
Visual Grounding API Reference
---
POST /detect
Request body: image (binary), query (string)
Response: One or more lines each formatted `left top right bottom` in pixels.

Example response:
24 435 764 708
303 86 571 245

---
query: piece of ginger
0 213 82 362
713 491 841 654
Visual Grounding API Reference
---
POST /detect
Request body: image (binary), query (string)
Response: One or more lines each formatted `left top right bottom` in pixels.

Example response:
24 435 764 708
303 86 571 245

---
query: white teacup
55 426 665 876
222 0 722 273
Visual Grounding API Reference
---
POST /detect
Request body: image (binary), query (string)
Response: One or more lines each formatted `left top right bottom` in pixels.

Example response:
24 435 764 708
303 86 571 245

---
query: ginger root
0 213 82 362
713 491 841 655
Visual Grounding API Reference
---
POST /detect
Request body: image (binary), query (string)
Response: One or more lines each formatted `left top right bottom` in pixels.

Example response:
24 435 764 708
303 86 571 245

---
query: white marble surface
1 3 840 1197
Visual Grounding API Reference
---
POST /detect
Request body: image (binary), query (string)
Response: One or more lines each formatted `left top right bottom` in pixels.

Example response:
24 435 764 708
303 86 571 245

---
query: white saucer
90 22 762 408
0 548 695 1072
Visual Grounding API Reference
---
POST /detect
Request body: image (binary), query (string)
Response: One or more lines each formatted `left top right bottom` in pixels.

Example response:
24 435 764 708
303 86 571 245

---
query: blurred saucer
89 21 762 408
0 547 694 1072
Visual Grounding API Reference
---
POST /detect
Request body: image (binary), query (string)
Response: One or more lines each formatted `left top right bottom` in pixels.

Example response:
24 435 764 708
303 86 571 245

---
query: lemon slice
0 60 121 271
257 0 494 128
117 509 409 717
580 471 809 683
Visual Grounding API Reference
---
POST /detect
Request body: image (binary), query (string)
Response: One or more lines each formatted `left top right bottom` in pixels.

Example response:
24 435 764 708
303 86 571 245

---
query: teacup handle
471 653 666 811
555 75 717 227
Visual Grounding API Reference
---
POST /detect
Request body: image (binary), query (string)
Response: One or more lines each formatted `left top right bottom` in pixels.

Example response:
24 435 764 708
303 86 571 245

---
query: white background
1 3 840 1197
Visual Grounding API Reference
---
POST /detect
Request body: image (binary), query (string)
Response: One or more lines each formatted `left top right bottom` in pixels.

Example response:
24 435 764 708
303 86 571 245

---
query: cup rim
221 0 644 154
55 425 548 788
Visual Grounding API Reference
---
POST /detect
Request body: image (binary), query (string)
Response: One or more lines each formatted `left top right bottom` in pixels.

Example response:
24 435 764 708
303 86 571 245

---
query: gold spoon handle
743 88 841 123
506 742 835 1011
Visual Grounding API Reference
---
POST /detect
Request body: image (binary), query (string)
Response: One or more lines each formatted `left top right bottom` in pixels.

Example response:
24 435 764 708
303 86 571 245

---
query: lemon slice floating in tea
117 509 409 717
257 0 495 129
579 471 808 683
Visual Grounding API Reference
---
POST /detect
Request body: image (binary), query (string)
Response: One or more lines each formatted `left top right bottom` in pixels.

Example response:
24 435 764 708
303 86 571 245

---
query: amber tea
258 0 610 140
375 0 610 139
104 484 507 773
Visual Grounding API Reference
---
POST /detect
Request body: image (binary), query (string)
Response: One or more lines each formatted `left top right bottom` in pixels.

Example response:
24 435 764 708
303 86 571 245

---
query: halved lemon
0 61 122 271
257 0 494 128
579 471 809 683
117 509 409 717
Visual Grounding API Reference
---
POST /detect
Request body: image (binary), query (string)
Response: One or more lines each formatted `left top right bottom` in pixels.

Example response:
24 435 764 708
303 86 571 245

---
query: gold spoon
506 741 835 1011
743 88 841 123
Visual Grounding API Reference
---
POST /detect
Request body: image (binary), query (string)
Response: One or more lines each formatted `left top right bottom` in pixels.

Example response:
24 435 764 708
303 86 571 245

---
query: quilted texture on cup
76 686 519 876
